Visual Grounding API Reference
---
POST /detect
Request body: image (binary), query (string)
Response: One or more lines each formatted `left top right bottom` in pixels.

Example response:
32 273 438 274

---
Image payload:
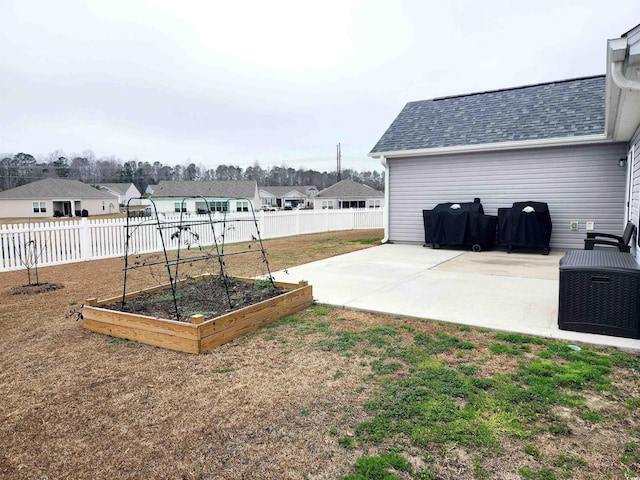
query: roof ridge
423 75 605 103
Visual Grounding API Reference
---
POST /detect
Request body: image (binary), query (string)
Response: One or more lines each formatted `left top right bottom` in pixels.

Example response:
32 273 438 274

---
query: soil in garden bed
103 276 287 322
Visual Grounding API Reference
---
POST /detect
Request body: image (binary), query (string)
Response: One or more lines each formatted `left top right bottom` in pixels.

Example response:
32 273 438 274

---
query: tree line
0 150 384 194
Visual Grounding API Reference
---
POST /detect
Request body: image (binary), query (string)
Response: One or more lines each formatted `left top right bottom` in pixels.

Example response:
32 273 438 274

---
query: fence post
80 218 92 261
259 209 266 239
295 208 301 235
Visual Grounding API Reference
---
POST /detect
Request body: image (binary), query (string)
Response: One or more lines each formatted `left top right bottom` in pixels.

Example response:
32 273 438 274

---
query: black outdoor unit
423 199 498 252
559 250 640 339
498 201 552 254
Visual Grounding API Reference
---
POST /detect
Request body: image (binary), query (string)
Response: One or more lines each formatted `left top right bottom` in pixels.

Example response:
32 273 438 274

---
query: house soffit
606 25 640 142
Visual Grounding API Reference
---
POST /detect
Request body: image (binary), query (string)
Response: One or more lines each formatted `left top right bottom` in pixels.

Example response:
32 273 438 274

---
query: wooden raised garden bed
82 276 312 354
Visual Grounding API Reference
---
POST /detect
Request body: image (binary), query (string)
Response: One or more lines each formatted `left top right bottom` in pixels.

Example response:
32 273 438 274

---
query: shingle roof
370 76 606 154
151 180 257 199
99 183 135 195
0 178 115 200
316 179 384 198
260 186 316 196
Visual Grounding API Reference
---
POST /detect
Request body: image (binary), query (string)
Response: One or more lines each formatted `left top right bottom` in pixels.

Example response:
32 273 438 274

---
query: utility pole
336 142 342 181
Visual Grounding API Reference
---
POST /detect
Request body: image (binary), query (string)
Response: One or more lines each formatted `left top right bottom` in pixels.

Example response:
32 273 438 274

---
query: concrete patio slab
270 244 640 352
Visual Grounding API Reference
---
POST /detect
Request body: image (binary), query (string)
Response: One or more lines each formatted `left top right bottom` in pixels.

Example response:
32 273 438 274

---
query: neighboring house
259 185 318 209
149 180 261 214
313 179 384 210
98 183 141 206
0 178 117 218
369 33 640 250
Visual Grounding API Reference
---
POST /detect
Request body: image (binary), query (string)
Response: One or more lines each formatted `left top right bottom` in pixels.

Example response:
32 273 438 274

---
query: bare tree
10 222 48 286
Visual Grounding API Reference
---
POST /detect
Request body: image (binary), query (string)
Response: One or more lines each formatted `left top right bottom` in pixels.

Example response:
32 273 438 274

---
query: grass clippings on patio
1 228 639 479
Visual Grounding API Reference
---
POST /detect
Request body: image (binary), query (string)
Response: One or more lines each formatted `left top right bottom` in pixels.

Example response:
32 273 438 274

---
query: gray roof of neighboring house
260 186 316 196
99 183 138 195
316 180 384 198
151 180 258 198
0 178 115 200
370 76 606 154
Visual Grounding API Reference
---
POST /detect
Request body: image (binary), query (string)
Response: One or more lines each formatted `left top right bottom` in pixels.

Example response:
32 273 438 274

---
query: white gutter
379 156 389 243
368 133 611 159
611 61 640 92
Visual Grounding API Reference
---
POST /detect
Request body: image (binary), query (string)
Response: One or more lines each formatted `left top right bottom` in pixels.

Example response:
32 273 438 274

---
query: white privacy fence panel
0 208 383 272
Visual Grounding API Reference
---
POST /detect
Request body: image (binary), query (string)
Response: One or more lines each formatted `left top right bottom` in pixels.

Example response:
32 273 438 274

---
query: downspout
611 59 640 259
611 61 640 92
380 156 390 243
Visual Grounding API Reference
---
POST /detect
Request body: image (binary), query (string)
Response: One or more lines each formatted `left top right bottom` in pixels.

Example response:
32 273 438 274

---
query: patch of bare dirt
10 282 64 295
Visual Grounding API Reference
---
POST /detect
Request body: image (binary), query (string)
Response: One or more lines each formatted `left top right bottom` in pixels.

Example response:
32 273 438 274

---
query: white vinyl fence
0 208 383 272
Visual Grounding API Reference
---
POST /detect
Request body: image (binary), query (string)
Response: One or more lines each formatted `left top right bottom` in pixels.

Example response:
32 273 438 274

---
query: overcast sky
1 1 638 173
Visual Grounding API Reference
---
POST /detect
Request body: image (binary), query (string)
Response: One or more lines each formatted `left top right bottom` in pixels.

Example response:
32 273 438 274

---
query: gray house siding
387 143 628 250
629 135 640 258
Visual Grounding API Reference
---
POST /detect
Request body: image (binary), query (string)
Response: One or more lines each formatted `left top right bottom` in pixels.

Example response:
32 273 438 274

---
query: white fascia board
368 134 611 159
609 37 628 62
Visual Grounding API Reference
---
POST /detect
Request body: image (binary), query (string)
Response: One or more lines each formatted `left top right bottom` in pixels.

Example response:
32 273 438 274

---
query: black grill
498 201 552 254
423 200 497 252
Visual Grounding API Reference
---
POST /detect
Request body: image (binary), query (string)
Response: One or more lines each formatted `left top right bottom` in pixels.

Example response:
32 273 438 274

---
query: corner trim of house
379 156 390 244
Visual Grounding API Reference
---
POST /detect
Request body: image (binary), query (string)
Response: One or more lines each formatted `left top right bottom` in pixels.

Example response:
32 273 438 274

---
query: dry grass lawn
1 228 640 480
0 230 383 479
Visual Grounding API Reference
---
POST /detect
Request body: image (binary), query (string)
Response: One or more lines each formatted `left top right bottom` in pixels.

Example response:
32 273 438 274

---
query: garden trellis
120 197 275 322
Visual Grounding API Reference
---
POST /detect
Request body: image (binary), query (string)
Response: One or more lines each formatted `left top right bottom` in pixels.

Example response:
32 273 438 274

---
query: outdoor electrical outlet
570 221 579 231
586 222 595 231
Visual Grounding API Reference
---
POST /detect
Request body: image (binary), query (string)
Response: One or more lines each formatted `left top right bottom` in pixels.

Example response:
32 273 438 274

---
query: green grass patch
315 320 331 333
341 453 411 480
287 314 635 478
349 237 382 245
518 467 557 479
214 367 234 374
551 453 587 475
338 436 354 448
493 332 547 345
457 364 479 376
316 330 363 353
267 315 304 328
473 458 490 480
105 336 135 347
398 324 416 333
310 306 330 316
620 441 640 466
524 444 542 459
413 332 474 355
578 410 604 423
365 326 402 347
609 350 640 370
369 360 403 375
490 343 523 356
343 337 628 476
625 397 640 410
